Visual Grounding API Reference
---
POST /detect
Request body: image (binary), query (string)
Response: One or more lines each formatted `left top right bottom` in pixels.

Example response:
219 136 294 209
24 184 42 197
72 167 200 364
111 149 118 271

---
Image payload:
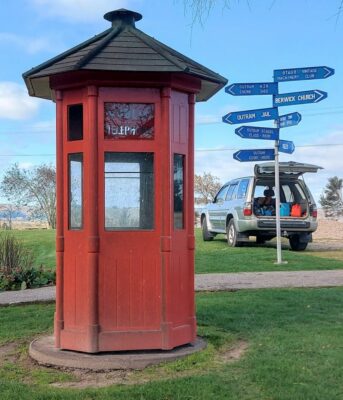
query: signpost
225 82 278 96
222 107 278 125
278 140 295 154
233 149 275 162
274 66 335 82
273 89 327 107
223 65 334 265
235 126 279 140
276 112 302 128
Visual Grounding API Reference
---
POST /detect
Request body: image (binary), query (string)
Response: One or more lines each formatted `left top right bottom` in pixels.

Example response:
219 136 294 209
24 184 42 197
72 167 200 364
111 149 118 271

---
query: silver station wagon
200 162 322 251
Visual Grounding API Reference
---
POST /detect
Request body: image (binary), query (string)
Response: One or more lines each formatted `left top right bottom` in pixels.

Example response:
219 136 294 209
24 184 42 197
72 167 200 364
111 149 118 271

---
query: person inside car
255 188 275 215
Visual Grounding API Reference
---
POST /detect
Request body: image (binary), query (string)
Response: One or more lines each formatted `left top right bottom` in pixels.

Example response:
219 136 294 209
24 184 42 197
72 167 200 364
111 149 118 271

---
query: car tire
289 235 308 251
226 219 241 247
202 218 214 241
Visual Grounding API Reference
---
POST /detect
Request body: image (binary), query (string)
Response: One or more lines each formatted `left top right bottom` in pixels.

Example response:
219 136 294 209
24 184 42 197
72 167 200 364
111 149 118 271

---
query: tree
1 164 56 229
0 204 18 230
195 172 221 204
183 1 343 25
319 176 343 218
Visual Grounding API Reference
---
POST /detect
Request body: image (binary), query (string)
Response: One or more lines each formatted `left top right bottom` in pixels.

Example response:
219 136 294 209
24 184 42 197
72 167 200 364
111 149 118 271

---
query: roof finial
104 9 142 28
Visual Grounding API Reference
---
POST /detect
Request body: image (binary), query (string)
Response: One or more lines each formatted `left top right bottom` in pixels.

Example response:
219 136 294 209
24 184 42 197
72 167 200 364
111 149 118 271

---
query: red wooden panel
55 82 196 352
169 90 193 334
99 241 162 331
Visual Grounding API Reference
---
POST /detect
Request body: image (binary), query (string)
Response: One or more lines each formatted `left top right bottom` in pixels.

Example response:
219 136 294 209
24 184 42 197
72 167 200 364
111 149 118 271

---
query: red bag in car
291 204 302 217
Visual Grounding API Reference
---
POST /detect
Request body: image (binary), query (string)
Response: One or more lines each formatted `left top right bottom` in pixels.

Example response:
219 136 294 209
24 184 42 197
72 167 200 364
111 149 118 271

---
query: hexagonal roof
23 9 227 101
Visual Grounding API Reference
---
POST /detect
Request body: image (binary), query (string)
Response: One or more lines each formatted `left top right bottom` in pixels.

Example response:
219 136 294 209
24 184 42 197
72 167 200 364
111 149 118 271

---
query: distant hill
0 204 30 220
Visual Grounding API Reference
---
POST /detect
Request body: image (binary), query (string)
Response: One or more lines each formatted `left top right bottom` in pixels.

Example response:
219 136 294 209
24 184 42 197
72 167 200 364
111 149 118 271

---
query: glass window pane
69 153 83 229
174 154 184 229
105 153 154 230
215 185 228 203
231 184 239 200
282 185 293 202
104 103 154 139
225 184 237 201
68 104 83 141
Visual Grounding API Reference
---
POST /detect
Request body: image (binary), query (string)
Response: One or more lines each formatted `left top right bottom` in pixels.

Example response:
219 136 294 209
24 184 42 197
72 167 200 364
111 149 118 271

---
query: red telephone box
23 9 227 353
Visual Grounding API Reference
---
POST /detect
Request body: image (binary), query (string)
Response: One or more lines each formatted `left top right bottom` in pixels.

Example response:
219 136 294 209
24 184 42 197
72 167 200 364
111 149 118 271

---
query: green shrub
0 233 55 291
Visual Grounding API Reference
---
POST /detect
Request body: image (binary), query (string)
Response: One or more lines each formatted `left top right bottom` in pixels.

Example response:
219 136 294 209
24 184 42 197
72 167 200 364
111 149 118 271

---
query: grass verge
5 228 343 275
10 230 56 270
1 288 343 399
195 229 343 273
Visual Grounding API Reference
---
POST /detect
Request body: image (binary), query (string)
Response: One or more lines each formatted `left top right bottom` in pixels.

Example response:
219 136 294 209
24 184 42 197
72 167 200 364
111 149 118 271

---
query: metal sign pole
274 139 282 264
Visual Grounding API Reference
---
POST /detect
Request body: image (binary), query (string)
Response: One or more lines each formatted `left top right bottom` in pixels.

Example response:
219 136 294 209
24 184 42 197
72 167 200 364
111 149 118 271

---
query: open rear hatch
253 161 322 220
254 161 323 179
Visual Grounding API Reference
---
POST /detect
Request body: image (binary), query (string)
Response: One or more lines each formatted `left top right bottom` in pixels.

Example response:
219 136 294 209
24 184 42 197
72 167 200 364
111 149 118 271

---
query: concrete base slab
29 335 207 371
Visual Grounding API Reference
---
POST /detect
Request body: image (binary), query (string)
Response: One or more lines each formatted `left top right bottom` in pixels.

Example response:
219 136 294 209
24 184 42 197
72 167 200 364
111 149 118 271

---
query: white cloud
195 104 240 125
195 114 221 125
30 0 137 22
0 32 64 55
30 120 55 133
18 162 34 170
0 82 42 120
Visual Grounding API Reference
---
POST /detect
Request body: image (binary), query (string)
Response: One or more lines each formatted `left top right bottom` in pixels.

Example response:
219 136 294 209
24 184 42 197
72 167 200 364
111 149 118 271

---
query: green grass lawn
195 228 343 273
10 230 56 270
4 228 343 274
1 288 343 399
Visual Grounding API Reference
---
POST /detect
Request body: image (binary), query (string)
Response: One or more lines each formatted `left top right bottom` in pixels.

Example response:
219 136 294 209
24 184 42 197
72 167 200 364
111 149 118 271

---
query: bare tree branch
0 164 56 229
195 172 222 204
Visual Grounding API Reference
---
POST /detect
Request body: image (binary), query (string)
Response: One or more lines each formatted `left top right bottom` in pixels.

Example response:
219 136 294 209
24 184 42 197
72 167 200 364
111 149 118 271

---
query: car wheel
202 218 214 241
289 235 308 251
226 219 240 247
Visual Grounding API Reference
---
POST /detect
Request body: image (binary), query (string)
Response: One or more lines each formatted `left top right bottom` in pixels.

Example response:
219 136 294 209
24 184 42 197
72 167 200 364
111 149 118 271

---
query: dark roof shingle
23 9 227 101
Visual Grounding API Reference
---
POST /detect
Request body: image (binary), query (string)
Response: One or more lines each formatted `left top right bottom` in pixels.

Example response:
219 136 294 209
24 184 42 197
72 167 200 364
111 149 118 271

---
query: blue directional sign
235 126 279 140
278 140 295 154
225 82 278 96
273 90 327 107
223 107 278 125
274 66 335 82
276 112 302 128
233 149 275 162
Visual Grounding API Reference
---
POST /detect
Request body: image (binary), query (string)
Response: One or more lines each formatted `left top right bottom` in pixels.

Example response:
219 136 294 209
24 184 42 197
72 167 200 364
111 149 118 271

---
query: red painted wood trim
55 90 64 347
160 86 172 333
50 71 202 95
86 85 100 352
188 93 196 339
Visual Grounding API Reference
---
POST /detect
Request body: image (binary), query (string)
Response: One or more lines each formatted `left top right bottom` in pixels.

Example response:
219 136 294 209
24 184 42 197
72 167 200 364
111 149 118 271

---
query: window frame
173 153 185 230
67 104 84 141
104 152 155 231
68 153 84 230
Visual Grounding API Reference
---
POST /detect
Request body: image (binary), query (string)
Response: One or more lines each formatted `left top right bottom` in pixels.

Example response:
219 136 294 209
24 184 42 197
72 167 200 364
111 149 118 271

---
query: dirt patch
51 369 137 389
1 338 247 389
51 340 249 389
217 340 249 363
309 218 343 252
0 342 18 363
313 217 343 242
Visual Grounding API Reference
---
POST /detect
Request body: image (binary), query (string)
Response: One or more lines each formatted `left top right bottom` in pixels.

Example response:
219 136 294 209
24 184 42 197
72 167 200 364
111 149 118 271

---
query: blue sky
0 0 342 203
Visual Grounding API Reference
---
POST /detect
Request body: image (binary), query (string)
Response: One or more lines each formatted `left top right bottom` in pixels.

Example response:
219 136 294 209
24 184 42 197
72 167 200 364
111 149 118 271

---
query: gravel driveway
1 268 343 306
